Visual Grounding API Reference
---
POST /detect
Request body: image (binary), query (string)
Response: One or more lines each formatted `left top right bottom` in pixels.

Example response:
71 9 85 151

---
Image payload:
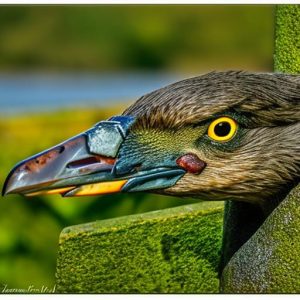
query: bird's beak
2 116 186 197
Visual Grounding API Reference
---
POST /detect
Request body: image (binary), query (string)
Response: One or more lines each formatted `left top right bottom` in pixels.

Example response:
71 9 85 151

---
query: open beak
2 115 186 197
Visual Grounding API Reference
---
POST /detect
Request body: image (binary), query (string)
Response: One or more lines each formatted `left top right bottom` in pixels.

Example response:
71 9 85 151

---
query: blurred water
0 73 181 114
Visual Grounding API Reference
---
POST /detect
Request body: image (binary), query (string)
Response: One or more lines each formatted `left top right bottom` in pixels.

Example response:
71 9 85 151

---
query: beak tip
2 160 28 197
1 188 13 197
2 184 16 196
2 177 12 196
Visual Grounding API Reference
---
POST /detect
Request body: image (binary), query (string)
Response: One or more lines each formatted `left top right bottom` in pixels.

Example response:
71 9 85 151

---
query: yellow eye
208 117 237 142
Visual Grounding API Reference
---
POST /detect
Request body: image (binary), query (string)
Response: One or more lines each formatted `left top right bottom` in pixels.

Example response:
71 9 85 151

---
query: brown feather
122 71 300 208
124 71 300 129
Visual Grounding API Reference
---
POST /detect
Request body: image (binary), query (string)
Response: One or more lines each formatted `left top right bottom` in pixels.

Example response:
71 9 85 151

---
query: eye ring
208 117 237 142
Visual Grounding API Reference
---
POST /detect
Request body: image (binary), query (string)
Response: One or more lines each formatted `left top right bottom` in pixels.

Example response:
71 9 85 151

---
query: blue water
0 72 182 115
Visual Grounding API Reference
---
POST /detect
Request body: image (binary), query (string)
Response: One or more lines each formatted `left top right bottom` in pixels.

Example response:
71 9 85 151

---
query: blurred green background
0 5 274 291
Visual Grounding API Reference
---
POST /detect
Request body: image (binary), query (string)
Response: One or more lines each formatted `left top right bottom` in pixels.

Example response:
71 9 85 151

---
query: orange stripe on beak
25 187 75 196
69 180 128 196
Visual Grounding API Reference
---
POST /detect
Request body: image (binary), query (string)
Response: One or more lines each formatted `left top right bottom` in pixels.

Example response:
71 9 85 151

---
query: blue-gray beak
2 115 186 197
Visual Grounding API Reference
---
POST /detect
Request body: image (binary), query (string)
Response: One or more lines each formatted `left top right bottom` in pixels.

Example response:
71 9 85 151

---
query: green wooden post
274 5 300 74
55 201 224 293
221 5 300 293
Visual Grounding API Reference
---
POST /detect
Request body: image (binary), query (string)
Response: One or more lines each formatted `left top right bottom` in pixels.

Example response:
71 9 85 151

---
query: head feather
123 71 300 129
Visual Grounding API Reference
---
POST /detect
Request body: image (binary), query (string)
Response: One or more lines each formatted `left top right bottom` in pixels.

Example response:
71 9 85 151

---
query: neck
219 180 299 275
220 183 300 292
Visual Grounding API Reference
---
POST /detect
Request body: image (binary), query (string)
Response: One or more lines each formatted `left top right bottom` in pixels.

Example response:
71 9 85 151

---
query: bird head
3 71 300 210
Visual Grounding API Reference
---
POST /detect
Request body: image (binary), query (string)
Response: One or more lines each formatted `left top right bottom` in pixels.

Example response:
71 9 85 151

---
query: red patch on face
176 153 206 175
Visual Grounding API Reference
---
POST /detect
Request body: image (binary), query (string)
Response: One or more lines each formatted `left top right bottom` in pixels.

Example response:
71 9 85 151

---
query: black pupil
214 122 231 137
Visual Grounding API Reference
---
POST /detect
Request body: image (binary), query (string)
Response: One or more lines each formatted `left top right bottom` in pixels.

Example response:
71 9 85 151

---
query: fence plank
56 201 223 293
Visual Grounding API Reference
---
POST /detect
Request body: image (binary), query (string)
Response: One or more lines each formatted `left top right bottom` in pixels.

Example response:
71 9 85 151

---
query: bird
2 70 300 281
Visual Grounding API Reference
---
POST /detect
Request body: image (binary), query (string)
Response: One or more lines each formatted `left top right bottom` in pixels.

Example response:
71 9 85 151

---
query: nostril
66 157 99 169
67 155 115 169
